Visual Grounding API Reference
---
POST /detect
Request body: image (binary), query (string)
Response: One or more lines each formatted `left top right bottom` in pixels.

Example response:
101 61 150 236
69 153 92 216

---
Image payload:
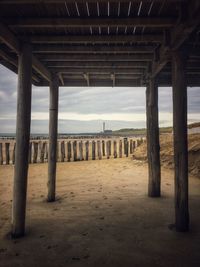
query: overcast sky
0 64 199 133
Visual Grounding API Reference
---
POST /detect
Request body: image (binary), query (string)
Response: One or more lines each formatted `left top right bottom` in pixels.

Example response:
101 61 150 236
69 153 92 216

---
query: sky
0 64 200 133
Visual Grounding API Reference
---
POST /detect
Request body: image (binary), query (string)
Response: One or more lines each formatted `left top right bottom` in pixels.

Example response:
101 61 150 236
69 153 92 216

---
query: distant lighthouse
103 122 105 133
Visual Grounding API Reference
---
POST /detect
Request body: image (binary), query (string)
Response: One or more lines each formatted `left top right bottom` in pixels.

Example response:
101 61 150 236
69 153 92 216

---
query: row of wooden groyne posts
0 138 145 165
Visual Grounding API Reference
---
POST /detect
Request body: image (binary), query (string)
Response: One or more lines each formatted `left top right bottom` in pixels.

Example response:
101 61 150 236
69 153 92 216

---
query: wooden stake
5 142 10 164
102 140 105 156
172 49 189 232
47 75 59 202
33 142 38 163
85 141 89 160
40 142 46 163
97 140 102 160
146 78 161 197
12 142 16 165
119 140 122 158
113 140 117 158
67 141 71 162
92 140 96 160
106 140 110 159
60 141 65 162
0 143 3 165
73 141 77 161
130 139 133 154
28 142 32 163
79 141 83 161
12 42 32 238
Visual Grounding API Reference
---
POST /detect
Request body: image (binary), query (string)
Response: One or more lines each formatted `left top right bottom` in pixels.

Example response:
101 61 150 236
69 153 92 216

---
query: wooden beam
0 48 41 83
172 48 189 232
62 74 142 80
146 78 161 197
149 0 200 78
39 54 152 62
33 45 155 54
46 62 148 68
0 0 187 3
30 35 163 44
0 22 51 82
51 68 144 74
8 17 175 28
32 56 51 81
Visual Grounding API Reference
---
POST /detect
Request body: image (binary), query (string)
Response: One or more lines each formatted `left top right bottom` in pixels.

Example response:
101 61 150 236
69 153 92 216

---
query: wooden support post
102 140 105 156
85 141 89 160
109 140 112 156
5 143 10 164
12 42 32 238
106 140 110 159
172 49 189 232
40 142 46 163
146 78 161 197
119 140 122 158
45 142 48 161
33 142 38 163
113 140 117 158
47 75 59 202
0 143 3 165
60 141 65 162
67 141 71 162
133 140 136 151
12 142 16 165
92 140 96 160
79 141 83 161
130 139 133 154
97 140 102 160
28 142 32 163
73 141 77 161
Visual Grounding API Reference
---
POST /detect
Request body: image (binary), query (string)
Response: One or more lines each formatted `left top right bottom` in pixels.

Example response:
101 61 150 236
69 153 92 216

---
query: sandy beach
1 158 200 267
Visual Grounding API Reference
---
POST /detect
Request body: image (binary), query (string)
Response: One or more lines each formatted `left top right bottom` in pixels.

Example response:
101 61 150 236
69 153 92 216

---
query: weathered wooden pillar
33 142 38 163
40 142 46 163
85 141 89 160
79 141 83 161
172 49 189 232
130 139 133 154
109 140 112 156
113 140 117 158
60 141 65 162
106 140 110 159
12 143 16 165
102 140 105 156
73 141 77 161
97 140 102 160
92 140 96 160
47 75 59 202
12 43 32 238
0 143 3 165
28 142 32 163
119 140 122 158
146 78 161 197
5 143 10 164
67 141 71 162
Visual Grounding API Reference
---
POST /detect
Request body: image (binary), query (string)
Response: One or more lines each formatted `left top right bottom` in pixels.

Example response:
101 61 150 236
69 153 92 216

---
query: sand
1 158 200 267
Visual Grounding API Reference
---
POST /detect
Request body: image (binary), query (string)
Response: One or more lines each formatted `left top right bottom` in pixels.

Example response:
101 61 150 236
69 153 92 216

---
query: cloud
0 64 200 133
